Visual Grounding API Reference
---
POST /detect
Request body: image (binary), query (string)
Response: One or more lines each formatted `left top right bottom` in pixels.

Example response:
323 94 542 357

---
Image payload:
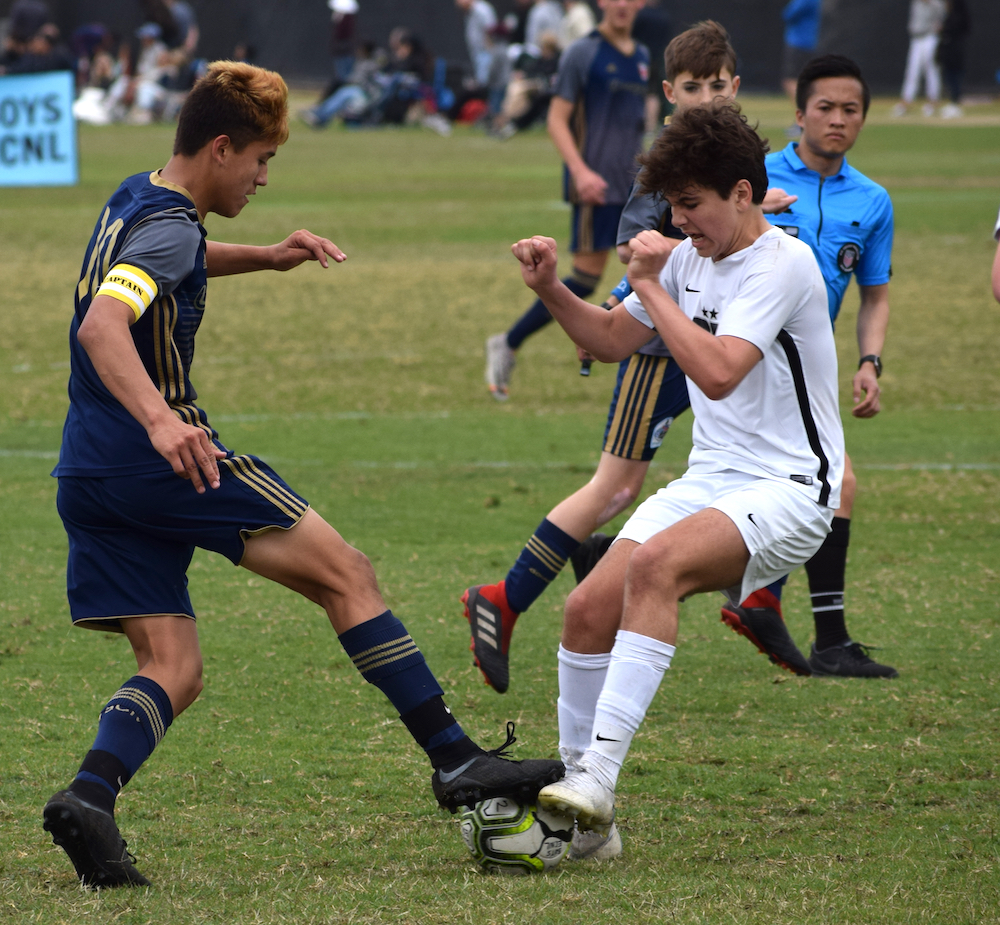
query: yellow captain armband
95 263 158 321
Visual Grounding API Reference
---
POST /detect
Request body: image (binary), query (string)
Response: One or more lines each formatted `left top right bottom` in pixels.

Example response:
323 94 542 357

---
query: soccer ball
459 796 574 874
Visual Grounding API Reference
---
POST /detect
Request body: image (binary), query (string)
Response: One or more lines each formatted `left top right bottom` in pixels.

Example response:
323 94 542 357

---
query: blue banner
0 70 78 187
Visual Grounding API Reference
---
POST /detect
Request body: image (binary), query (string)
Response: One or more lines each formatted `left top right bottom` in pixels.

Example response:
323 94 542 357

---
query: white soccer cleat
537 766 615 834
568 821 623 861
485 333 516 401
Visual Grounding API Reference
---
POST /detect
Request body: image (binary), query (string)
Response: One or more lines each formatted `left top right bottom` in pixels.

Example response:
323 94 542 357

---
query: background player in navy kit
463 23 808 693
720 56 898 678
42 60 562 889
484 0 648 401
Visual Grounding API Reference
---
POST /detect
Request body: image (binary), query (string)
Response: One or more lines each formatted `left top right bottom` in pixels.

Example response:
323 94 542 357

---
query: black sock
506 269 600 349
806 516 851 650
399 696 482 769
69 750 131 816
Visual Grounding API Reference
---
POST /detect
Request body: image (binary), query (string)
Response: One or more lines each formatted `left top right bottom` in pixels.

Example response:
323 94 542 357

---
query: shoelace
486 721 517 759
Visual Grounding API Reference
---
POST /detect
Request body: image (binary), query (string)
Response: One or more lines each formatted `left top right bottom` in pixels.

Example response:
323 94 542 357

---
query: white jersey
623 226 845 509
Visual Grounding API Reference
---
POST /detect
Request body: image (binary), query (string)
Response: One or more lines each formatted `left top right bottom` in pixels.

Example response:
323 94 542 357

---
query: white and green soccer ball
459 796 574 874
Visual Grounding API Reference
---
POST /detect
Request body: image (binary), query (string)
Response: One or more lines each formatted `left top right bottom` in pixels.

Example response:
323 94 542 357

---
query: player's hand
761 187 798 214
573 166 608 205
269 229 346 270
851 366 881 418
511 235 559 291
576 344 596 363
148 415 227 493
627 230 679 284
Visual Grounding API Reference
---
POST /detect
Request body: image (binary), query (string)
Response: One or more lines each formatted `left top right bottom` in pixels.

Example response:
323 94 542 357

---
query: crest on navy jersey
837 242 861 273
638 62 649 82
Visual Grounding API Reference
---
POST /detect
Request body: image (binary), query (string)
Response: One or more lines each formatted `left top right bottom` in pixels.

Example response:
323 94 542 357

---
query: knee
626 540 681 600
563 584 616 651
316 544 380 607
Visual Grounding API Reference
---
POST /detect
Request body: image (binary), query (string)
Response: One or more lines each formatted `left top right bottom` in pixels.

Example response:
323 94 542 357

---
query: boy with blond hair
43 60 562 888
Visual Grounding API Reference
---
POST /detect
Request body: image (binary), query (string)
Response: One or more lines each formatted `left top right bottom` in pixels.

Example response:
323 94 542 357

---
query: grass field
1 95 999 924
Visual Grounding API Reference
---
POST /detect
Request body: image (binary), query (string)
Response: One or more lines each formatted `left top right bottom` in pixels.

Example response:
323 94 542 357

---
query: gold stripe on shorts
604 354 669 460
221 455 308 520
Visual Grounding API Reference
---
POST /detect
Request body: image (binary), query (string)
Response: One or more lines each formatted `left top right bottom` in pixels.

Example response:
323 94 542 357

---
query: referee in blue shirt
721 55 898 678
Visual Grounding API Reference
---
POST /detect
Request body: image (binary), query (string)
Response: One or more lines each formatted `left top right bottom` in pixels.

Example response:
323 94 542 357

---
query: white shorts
617 467 834 603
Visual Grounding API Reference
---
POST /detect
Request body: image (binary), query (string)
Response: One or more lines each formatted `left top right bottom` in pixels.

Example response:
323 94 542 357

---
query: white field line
3 448 997 473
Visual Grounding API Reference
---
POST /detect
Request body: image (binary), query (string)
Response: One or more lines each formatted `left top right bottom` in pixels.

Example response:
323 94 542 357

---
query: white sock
556 645 611 769
584 630 675 790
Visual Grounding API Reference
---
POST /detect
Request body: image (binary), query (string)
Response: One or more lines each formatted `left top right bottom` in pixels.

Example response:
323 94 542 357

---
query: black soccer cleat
569 533 615 584
432 722 565 813
808 641 899 678
43 790 150 888
721 602 812 676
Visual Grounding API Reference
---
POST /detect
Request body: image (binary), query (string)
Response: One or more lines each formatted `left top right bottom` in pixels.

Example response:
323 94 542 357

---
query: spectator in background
526 0 563 53
781 0 821 104
505 0 533 46
893 0 947 117
0 0 51 72
328 0 359 82
491 29 560 138
125 21 170 123
301 40 386 127
560 0 596 49
455 0 498 87
163 0 198 55
5 21 75 74
632 0 672 137
937 0 971 118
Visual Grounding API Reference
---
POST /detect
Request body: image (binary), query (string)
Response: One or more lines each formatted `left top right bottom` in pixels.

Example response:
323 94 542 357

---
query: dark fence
3 0 998 93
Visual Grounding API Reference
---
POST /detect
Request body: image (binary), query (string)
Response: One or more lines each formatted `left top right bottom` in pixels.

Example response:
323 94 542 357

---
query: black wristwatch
859 354 882 378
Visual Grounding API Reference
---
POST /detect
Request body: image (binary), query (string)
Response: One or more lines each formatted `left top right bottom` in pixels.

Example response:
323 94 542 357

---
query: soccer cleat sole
568 822 623 861
43 795 150 888
537 780 614 835
720 605 812 676
461 586 510 693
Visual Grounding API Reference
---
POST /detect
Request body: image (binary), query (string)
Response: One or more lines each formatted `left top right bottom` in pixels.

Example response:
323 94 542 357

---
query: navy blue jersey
765 143 893 323
554 30 649 205
54 171 215 477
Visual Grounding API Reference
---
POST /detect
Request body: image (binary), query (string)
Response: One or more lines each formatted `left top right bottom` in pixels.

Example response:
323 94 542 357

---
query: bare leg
548 453 650 540
241 507 386 633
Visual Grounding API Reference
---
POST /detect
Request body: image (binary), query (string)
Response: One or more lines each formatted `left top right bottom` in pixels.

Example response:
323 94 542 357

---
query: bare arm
546 96 607 206
853 282 889 418
76 296 227 492
992 240 1000 303
511 235 652 361
628 231 763 400
206 229 346 277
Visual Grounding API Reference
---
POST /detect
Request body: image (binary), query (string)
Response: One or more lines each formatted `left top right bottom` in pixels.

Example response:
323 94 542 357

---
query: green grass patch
1 99 999 923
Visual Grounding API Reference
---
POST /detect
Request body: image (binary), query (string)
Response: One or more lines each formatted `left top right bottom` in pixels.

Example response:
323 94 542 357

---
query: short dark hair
173 61 289 156
637 103 769 204
663 20 737 83
796 55 870 116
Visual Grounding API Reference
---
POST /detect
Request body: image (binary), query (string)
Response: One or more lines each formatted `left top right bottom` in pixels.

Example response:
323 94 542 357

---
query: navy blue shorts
603 353 690 461
571 202 625 254
57 454 309 633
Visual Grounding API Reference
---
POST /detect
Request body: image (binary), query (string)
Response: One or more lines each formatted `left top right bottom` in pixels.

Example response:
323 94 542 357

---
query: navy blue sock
766 577 787 601
70 675 174 815
505 518 581 614
339 611 477 767
506 269 600 349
